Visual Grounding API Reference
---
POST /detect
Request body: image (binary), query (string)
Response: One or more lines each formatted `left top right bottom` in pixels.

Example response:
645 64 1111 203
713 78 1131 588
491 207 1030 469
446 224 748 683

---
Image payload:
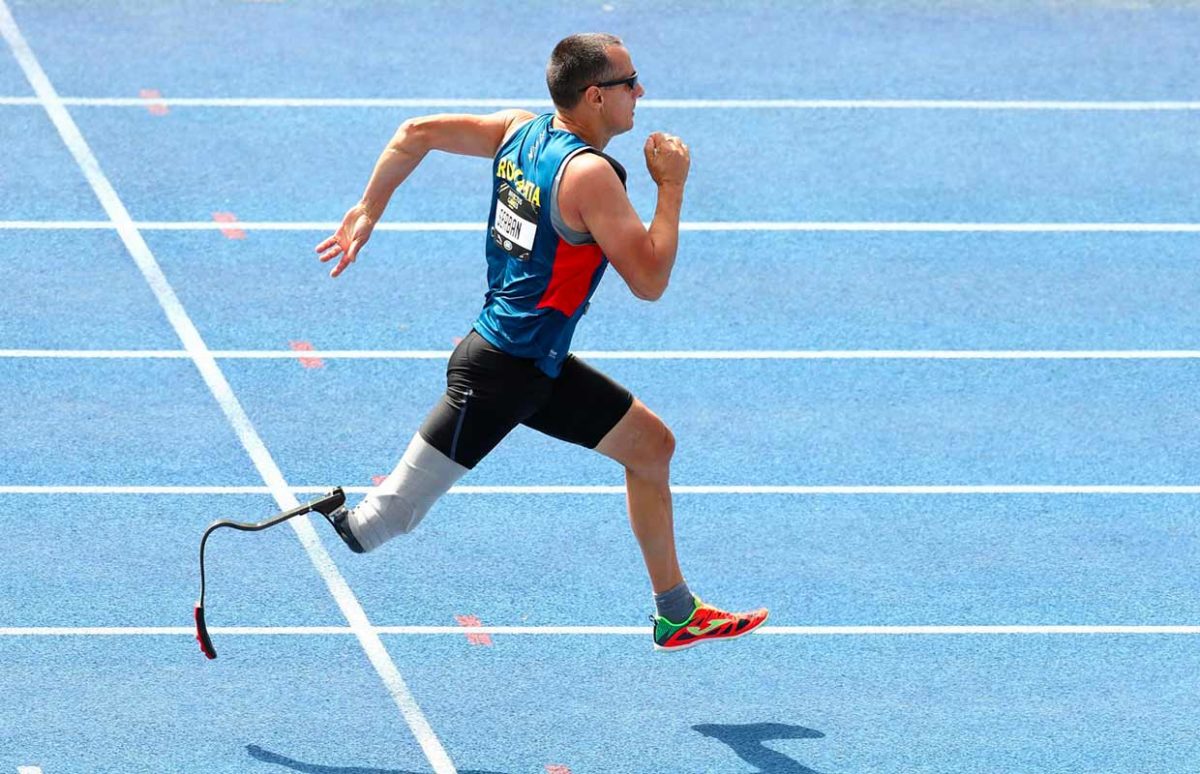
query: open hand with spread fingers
316 203 376 278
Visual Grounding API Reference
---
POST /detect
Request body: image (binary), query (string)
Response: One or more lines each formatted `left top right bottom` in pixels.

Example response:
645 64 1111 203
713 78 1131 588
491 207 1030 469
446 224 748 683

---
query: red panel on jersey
537 240 603 317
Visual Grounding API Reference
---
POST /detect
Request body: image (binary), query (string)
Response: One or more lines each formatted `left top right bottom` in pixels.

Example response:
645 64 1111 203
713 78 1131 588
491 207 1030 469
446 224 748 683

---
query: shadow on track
692 722 827 774
246 744 508 774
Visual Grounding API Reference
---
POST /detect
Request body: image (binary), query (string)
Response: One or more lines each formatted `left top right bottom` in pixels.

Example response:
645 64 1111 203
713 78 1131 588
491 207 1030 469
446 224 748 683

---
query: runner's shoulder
499 109 539 143
562 150 624 190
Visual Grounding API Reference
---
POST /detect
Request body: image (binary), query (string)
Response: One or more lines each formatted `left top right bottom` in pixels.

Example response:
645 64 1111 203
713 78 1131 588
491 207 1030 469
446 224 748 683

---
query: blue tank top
473 113 626 377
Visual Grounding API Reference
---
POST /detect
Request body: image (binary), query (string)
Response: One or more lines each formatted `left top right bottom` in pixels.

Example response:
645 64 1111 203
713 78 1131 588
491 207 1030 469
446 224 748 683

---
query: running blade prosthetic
194 488 346 659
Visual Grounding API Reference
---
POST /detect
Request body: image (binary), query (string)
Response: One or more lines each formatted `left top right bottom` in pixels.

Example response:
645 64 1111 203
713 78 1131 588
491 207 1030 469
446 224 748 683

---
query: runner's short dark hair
546 33 623 110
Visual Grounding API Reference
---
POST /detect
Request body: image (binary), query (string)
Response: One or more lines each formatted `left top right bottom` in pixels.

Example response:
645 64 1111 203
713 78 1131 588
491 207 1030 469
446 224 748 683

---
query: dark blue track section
4 230 181 348
0 359 255 485
224 358 1200 487
382 633 1200 774
0 107 104 219
11 0 1200 100
334 493 1200 627
5 1 1200 771
0 635 432 773
0 38 29 93
71 105 1200 222
2 495 344 627
140 229 1200 351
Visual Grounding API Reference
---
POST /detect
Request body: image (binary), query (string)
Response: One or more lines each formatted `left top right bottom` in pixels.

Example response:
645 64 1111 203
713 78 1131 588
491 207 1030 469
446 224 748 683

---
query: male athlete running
316 33 767 651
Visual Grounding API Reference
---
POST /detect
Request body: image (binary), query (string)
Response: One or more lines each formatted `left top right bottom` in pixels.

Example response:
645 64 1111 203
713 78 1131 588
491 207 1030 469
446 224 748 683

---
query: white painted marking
205 349 448 359
0 626 351 636
0 625 1197 637
4 219 1200 233
444 485 1200 496
573 350 1200 360
679 222 1200 233
384 625 1200 636
3 95 1200 110
133 220 480 231
0 4 455 771
0 485 275 495
0 350 192 359
2 485 1198 496
753 625 1200 635
0 220 113 229
18 767 44 774
4 349 1200 361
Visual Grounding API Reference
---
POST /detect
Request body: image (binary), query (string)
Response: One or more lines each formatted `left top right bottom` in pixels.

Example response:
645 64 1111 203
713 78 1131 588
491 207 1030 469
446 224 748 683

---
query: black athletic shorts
418 329 635 469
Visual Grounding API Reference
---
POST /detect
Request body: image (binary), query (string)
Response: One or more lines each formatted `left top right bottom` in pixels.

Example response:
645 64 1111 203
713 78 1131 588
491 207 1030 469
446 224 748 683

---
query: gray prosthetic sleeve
347 433 468 552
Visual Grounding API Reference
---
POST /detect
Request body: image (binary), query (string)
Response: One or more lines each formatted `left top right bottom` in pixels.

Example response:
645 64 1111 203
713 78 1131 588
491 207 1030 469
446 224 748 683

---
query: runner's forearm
644 181 685 295
359 121 431 220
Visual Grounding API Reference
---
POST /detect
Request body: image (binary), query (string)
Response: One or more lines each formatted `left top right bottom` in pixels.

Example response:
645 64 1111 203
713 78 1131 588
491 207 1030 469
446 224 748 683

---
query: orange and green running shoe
652 597 769 651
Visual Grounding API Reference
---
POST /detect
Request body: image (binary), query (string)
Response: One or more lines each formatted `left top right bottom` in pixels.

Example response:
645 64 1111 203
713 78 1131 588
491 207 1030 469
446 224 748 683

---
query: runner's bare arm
562 132 689 301
359 109 537 219
317 109 535 277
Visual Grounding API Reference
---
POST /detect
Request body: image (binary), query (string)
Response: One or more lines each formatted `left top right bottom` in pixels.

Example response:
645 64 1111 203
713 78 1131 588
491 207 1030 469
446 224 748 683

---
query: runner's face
600 46 644 134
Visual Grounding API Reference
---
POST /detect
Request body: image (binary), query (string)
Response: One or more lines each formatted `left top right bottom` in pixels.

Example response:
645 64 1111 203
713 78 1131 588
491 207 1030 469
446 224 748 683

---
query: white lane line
18 767 43 774
0 486 277 495
4 96 1200 110
5 349 1200 361
2 485 1198 496
0 220 113 229
0 350 192 358
134 221 482 231
0 626 353 636
0 5 456 771
380 625 1200 636
1 625 1197 636
682 222 1200 233
5 220 1200 232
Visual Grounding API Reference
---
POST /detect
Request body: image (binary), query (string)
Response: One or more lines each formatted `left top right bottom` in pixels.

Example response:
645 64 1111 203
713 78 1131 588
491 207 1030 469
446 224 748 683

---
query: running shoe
652 597 769 651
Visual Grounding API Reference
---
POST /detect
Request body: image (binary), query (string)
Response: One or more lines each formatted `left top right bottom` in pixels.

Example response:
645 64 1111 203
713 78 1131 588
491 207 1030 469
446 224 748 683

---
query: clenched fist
644 132 690 186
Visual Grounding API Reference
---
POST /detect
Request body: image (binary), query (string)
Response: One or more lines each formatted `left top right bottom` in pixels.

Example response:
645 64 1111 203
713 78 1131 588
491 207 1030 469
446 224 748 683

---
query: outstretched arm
317 109 535 277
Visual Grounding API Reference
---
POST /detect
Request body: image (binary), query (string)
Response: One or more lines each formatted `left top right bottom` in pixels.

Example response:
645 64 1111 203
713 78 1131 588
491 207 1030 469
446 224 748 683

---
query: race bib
490 183 538 261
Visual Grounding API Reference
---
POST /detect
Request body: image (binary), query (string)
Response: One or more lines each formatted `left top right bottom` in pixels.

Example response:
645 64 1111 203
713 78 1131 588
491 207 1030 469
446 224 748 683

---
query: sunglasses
580 72 639 92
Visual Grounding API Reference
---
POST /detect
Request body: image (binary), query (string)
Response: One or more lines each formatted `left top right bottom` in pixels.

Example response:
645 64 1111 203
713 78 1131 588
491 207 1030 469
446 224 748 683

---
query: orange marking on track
211 212 246 239
139 89 168 115
545 766 573 774
288 340 324 369
455 615 493 646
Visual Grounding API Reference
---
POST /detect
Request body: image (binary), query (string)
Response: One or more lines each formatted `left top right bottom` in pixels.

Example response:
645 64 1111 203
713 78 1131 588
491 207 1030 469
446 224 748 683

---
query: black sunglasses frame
580 72 639 93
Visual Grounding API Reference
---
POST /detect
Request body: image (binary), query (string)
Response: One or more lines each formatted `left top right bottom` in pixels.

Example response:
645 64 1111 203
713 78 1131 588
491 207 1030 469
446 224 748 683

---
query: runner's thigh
521 355 634 448
419 330 553 468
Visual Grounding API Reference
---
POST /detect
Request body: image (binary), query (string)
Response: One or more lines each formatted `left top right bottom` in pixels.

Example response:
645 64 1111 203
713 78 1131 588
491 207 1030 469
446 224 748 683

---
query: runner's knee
657 422 676 467
348 433 468 551
627 415 675 477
